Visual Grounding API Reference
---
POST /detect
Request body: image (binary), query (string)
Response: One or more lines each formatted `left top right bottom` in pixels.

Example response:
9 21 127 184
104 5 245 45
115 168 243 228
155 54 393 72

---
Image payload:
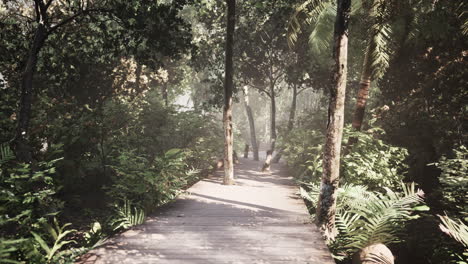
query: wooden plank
77 158 335 264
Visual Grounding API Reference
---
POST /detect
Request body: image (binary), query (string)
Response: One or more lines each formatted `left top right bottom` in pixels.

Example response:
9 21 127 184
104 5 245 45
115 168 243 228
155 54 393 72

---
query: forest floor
77 157 334 264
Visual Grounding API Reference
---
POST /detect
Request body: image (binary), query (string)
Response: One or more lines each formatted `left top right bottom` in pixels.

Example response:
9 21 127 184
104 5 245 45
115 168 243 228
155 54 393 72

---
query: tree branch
48 8 110 34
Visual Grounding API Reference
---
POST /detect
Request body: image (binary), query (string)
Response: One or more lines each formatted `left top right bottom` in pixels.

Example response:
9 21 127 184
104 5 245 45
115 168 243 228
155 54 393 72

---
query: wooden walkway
79 158 335 264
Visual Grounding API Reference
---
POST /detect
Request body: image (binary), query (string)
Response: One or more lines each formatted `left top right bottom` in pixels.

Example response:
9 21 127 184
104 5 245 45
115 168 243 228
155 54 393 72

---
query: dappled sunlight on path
78 158 334 264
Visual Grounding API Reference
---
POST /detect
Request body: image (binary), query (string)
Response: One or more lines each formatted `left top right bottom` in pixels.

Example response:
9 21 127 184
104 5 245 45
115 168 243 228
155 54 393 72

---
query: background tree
223 0 236 185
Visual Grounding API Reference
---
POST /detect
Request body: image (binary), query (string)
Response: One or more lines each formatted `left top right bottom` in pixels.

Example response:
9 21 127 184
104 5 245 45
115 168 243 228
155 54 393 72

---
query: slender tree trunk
262 86 276 171
270 90 277 151
288 84 298 132
13 24 48 163
351 46 372 132
242 86 259 161
135 62 142 93
162 84 169 106
315 0 351 240
223 0 236 185
243 144 249 158
273 84 297 163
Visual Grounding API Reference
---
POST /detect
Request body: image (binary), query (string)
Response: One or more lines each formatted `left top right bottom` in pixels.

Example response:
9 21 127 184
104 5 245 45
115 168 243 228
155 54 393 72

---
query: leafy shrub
283 126 408 191
107 148 192 210
430 145 467 218
0 145 63 236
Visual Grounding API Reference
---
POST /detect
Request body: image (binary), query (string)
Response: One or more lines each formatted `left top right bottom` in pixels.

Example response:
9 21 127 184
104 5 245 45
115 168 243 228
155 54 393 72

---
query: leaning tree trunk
351 44 372 131
13 24 48 163
273 84 298 163
262 87 276 171
315 0 351 241
242 86 259 161
222 0 236 185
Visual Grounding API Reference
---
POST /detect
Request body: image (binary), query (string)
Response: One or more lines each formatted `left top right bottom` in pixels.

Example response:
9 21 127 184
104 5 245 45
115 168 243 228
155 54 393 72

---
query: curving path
78 157 335 264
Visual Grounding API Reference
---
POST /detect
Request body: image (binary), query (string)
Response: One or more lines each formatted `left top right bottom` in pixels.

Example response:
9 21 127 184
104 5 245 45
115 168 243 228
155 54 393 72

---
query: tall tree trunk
223 0 236 185
315 0 351 241
13 24 48 163
351 44 372 132
273 84 298 163
135 62 142 93
162 84 169 106
242 86 259 161
262 86 276 171
287 84 298 132
270 90 277 152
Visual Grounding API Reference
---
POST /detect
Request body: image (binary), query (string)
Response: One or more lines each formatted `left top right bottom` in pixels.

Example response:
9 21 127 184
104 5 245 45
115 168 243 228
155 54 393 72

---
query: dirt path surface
78 158 335 264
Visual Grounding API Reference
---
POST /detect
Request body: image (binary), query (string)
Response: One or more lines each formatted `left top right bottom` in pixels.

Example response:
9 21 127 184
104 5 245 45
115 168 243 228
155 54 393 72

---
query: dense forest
0 0 466 263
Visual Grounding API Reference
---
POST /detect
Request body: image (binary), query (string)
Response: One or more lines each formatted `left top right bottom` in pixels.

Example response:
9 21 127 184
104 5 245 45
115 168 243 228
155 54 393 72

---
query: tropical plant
438 214 468 248
29 218 76 263
288 0 395 133
109 200 146 231
0 238 26 264
300 182 427 260
285 126 408 190
82 222 107 248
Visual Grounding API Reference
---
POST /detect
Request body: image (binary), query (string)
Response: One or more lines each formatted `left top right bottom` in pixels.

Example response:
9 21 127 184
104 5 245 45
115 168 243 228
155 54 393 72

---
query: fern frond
336 182 425 254
110 200 146 231
0 143 14 166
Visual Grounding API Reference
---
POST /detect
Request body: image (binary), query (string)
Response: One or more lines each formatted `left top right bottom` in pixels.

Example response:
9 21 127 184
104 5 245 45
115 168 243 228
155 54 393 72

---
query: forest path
78 158 335 264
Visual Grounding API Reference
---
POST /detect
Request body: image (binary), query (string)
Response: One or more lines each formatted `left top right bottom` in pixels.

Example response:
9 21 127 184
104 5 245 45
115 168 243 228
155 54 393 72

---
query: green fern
0 238 26 264
299 182 425 258
110 200 146 231
335 183 425 256
0 143 14 166
30 218 76 263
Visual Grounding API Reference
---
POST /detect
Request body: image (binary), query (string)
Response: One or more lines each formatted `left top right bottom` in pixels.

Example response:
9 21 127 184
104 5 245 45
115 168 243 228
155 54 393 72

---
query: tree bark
287 84 298 132
351 45 372 132
315 0 351 241
223 0 236 185
242 86 259 161
273 84 297 163
13 23 48 163
270 89 277 151
162 84 169 106
262 86 276 171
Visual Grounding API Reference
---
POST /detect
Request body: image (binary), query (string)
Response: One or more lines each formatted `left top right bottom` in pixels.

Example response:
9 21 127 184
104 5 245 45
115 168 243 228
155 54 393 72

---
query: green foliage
109 200 145 231
0 238 25 264
29 218 76 263
0 155 63 235
342 127 409 190
82 222 106 248
107 148 191 210
430 145 468 218
301 182 426 260
284 125 408 190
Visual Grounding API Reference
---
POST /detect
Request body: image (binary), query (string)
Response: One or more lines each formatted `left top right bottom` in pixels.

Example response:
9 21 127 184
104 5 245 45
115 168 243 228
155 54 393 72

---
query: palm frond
458 2 468 36
308 2 335 54
438 214 468 247
287 0 328 48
